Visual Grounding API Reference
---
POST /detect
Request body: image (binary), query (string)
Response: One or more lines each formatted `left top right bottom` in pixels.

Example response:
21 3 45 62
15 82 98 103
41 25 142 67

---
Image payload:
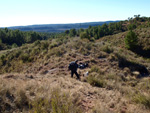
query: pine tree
125 30 138 50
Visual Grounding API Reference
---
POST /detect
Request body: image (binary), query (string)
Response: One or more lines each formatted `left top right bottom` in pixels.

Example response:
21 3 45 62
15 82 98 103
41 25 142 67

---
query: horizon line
0 19 123 28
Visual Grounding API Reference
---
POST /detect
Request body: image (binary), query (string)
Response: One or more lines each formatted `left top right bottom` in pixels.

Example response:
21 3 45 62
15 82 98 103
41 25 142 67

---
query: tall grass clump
30 89 82 113
133 93 150 109
87 75 106 88
101 45 114 53
87 65 106 88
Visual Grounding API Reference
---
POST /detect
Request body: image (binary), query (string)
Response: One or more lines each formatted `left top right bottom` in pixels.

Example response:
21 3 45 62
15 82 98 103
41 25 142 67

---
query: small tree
125 30 138 50
80 32 90 40
69 29 76 37
12 43 18 48
65 30 69 35
128 24 136 30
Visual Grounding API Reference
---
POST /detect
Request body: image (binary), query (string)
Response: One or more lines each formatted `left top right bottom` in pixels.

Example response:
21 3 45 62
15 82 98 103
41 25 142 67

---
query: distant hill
7 21 119 33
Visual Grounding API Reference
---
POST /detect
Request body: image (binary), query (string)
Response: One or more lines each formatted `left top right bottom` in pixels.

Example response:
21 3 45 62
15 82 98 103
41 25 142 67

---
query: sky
0 0 150 27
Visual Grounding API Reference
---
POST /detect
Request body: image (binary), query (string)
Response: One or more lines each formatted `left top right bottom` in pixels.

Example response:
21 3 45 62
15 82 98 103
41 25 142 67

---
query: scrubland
0 25 150 113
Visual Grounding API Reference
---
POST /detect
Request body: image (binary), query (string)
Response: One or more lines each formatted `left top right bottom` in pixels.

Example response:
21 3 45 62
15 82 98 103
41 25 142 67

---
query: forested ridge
0 15 150 51
0 28 63 50
66 15 150 40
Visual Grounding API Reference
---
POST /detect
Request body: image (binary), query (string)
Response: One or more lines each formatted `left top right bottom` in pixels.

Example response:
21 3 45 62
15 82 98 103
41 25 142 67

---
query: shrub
133 93 150 109
14 50 22 58
78 46 89 55
90 66 100 73
49 47 65 57
30 98 49 113
89 66 104 75
125 30 138 50
34 40 41 46
80 32 90 40
30 89 81 113
12 43 18 48
69 29 77 37
0 55 6 66
31 48 40 55
19 53 30 63
16 90 29 109
41 42 49 50
101 45 114 53
49 42 58 49
87 75 106 88
0 38 2 43
128 24 137 30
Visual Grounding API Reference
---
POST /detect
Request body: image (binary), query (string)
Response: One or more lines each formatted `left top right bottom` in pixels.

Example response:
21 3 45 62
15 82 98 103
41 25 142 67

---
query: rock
84 71 89 76
132 71 140 76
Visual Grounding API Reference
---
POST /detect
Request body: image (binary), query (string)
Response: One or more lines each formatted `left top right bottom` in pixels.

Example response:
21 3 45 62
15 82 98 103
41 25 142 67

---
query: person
68 60 80 80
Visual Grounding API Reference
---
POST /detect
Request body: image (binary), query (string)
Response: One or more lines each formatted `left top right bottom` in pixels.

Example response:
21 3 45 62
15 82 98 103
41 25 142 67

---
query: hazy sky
0 0 150 27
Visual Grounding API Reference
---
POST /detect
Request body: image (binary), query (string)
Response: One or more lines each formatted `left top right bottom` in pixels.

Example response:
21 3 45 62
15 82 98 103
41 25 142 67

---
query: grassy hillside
0 17 150 113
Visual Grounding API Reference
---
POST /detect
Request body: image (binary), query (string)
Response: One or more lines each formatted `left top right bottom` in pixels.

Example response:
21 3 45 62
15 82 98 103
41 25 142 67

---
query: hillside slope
0 27 150 113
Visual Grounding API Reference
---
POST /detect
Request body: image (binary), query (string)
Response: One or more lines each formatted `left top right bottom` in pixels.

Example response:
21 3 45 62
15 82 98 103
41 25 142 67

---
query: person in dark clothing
68 60 80 80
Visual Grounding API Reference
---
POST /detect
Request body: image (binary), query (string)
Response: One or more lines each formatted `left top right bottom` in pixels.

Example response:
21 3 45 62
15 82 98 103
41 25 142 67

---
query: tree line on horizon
0 15 150 50
65 15 150 40
0 28 63 50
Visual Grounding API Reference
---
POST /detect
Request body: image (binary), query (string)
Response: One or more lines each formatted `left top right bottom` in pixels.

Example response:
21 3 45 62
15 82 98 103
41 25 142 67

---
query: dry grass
0 74 83 113
1 72 149 113
0 27 150 112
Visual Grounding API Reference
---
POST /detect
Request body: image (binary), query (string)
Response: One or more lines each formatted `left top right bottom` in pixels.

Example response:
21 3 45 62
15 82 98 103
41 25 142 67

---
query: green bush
31 48 40 55
78 46 90 55
87 75 106 88
14 50 22 58
101 45 114 53
12 43 18 48
49 42 58 49
89 66 104 75
125 30 138 50
90 66 100 73
41 42 49 50
34 40 41 46
49 47 65 57
19 53 30 63
0 55 6 66
128 24 137 30
80 32 90 40
30 98 49 113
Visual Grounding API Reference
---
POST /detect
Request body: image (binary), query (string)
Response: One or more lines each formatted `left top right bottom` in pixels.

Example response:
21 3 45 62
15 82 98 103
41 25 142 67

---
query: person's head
75 60 78 63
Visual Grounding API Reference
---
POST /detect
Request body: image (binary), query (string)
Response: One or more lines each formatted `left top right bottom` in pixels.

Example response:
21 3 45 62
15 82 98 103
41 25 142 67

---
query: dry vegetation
0 26 150 113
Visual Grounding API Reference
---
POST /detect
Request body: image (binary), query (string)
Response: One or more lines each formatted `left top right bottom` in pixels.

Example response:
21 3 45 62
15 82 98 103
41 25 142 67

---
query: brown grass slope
0 27 150 112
